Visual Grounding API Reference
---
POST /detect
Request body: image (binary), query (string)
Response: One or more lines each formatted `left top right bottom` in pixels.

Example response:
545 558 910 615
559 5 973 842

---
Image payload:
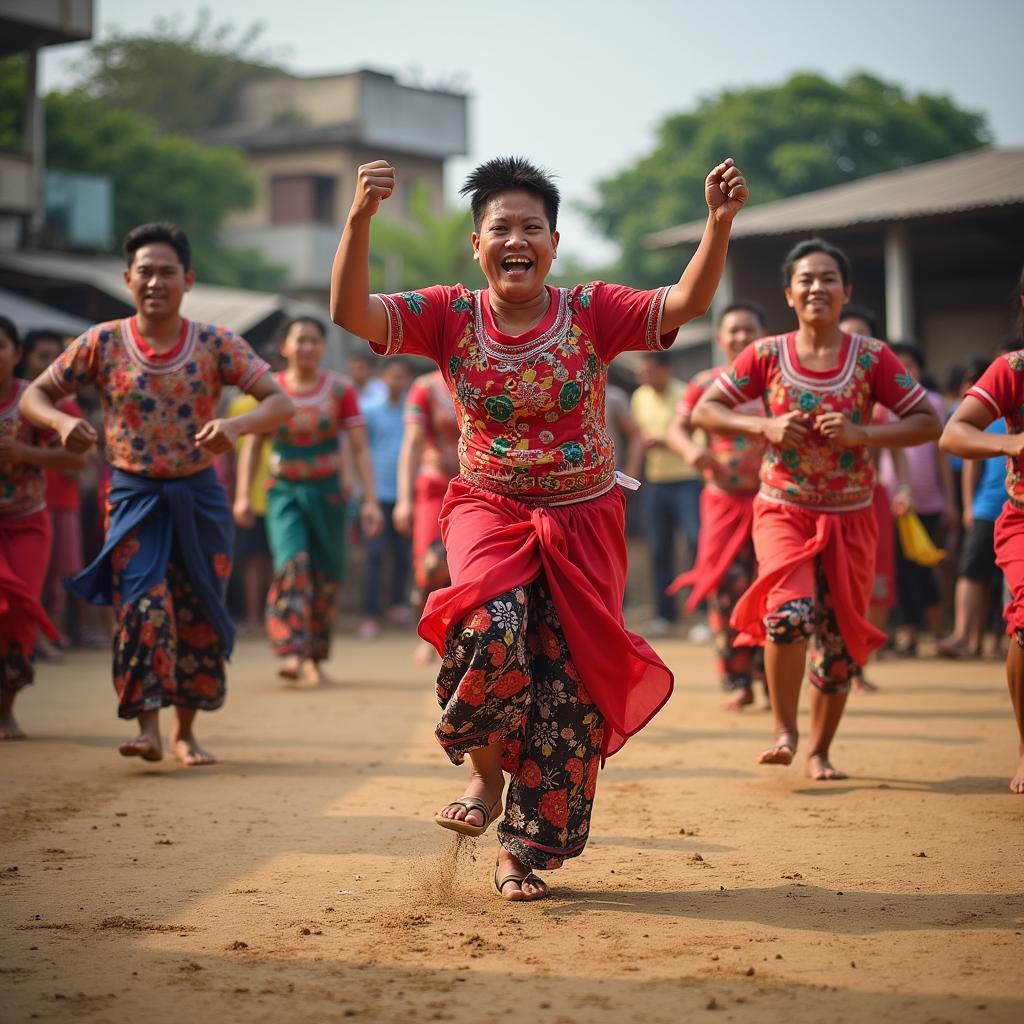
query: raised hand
705 158 748 225
762 409 809 447
351 160 396 219
58 416 99 454
815 411 866 447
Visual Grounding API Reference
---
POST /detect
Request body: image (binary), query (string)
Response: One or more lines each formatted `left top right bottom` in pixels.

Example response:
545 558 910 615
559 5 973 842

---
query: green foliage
69 9 286 135
0 56 26 150
589 72 993 288
369 183 485 292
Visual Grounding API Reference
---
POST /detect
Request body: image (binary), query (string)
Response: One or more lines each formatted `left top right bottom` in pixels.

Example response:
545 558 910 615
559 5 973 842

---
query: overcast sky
43 0 1024 261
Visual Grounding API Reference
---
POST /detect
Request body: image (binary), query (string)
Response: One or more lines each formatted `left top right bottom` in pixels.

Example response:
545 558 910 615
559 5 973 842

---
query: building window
270 175 337 224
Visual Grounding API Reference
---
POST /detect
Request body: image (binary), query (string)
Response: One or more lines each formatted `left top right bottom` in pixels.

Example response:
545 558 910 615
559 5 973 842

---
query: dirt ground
2 626 1023 1024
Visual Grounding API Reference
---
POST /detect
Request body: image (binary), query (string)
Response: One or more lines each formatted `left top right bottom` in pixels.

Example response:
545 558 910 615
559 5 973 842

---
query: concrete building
647 148 1024 379
210 69 469 305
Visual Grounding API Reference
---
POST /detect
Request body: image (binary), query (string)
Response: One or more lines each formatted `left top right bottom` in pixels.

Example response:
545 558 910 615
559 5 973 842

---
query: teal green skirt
265 475 347 582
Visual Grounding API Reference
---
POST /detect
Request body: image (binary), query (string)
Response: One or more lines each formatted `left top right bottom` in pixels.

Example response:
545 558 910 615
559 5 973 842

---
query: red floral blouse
48 317 268 479
967 350 1024 508
404 369 460 481
372 282 677 505
716 332 925 511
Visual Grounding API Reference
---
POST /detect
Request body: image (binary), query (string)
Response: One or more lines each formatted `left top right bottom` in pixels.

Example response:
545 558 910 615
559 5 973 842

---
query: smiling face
124 242 194 321
280 320 326 374
471 189 559 302
785 252 852 328
716 309 764 361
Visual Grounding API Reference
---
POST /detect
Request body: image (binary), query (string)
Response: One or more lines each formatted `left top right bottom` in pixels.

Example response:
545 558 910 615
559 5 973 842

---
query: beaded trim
644 286 672 350
121 318 197 375
374 294 404 355
778 333 861 393
473 288 570 364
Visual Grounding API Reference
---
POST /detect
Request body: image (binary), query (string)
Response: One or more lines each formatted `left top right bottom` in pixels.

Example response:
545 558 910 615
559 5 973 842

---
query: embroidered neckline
473 287 570 363
779 332 861 393
122 317 197 374
277 370 335 407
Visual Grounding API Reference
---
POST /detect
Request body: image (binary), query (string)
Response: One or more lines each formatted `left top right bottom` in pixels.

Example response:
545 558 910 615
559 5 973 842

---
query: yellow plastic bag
897 512 945 566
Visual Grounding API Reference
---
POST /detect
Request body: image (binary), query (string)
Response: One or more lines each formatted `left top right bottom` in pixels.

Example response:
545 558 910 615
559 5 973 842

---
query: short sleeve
217 329 269 392
48 328 101 394
586 282 679 361
967 353 1022 421
370 285 454 362
404 379 432 425
335 380 364 429
871 344 927 416
677 377 706 422
715 342 766 407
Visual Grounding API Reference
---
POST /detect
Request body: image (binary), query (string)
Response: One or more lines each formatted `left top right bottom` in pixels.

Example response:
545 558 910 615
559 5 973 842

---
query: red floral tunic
405 369 459 482
716 332 925 511
0 379 57 518
270 370 363 481
48 317 268 479
679 366 765 494
966 350 1024 508
373 282 676 505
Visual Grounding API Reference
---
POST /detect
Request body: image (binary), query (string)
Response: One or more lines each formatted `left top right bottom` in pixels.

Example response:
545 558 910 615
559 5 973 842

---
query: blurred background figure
360 356 414 639
347 350 388 407
628 350 702 637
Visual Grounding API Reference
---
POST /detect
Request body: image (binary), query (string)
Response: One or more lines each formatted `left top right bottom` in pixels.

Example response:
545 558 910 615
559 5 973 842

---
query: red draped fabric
419 480 674 761
0 509 59 656
995 502 1024 637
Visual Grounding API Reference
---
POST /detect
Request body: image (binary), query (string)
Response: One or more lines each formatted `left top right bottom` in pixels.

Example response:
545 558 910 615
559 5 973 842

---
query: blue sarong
69 467 235 657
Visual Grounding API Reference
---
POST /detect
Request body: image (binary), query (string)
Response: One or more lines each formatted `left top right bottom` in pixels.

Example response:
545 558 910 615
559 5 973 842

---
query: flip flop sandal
492 864 549 901
434 797 501 837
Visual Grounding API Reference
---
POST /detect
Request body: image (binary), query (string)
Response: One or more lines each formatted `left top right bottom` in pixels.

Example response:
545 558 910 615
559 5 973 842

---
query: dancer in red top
331 154 747 899
694 239 940 781
0 317 84 739
666 302 768 710
393 369 460 664
940 264 1024 793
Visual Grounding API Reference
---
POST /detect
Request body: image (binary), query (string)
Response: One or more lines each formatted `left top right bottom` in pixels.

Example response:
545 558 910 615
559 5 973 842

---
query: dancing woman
331 154 747 899
940 265 1024 793
234 317 382 686
693 238 940 780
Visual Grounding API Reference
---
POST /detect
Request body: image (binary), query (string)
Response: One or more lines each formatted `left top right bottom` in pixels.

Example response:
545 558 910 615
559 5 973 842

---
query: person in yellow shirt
628 351 703 635
227 391 273 635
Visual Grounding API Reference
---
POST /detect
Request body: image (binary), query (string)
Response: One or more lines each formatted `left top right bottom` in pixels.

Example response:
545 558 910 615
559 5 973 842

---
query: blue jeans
362 501 412 616
645 479 702 622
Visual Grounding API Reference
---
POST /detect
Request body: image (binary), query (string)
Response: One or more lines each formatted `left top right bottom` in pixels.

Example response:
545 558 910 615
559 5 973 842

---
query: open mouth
501 256 533 276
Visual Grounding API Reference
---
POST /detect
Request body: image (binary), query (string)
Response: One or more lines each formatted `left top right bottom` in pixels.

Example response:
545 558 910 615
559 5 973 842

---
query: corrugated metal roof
0 250 288 334
646 148 1024 249
0 286 90 335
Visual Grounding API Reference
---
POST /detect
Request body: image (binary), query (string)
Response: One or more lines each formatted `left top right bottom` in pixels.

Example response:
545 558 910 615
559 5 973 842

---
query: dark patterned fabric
763 562 857 694
111 531 226 719
0 641 32 694
436 578 604 871
265 552 338 662
709 538 763 691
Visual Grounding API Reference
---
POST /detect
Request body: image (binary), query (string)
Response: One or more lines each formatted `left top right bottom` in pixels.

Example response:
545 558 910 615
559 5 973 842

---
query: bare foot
805 753 847 781
118 734 163 762
493 849 549 902
853 675 879 694
300 659 334 687
277 656 300 680
1010 755 1024 795
0 710 26 740
169 724 216 767
723 687 755 712
411 641 436 665
936 637 978 660
758 733 797 766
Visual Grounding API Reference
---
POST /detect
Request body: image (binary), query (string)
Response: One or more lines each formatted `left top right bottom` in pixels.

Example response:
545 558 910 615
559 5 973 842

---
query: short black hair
459 156 560 232
0 315 19 349
718 301 766 329
890 341 925 369
277 316 326 346
839 303 879 338
17 328 64 379
781 237 852 288
123 222 191 271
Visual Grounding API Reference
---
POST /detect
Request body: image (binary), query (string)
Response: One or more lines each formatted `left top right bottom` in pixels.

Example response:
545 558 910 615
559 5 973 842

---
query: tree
0 57 286 290
68 10 286 135
589 72 993 288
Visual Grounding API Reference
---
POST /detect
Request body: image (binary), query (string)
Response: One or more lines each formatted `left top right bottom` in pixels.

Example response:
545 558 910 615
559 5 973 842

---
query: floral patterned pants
436 577 604 871
763 560 855 694
0 641 32 694
709 538 764 691
111 532 227 719
265 553 338 662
